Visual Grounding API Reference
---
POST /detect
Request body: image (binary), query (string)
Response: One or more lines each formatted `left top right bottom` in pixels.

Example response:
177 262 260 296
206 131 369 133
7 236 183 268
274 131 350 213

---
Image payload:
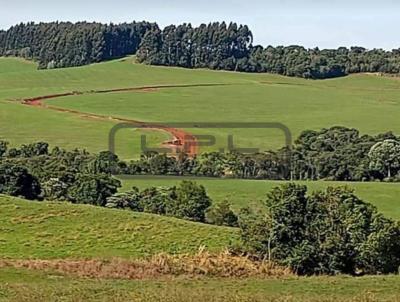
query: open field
1 195 400 302
1 57 400 157
120 177 400 220
0 195 236 259
1 267 400 302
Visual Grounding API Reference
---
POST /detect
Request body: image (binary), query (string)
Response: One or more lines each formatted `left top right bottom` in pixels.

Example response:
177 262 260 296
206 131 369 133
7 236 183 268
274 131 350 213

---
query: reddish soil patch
19 85 200 156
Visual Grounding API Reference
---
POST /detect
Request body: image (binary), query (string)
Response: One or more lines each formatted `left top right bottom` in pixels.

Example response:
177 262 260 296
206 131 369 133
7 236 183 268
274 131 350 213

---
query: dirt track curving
16 83 233 156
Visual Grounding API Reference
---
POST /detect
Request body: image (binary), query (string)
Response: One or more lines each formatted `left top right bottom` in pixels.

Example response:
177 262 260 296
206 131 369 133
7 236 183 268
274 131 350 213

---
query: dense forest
1 21 400 78
0 21 156 68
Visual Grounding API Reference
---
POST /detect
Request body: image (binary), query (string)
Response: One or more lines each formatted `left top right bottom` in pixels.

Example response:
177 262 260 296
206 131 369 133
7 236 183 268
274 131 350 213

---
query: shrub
0 163 41 200
67 174 121 206
105 187 142 211
167 181 212 222
42 178 68 201
138 186 175 215
206 200 238 227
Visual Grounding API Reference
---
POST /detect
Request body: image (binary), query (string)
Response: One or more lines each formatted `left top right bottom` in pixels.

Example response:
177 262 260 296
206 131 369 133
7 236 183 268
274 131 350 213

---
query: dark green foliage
238 184 400 275
105 187 142 211
67 173 121 206
0 141 8 158
368 139 400 179
291 127 399 181
106 181 213 223
137 22 253 72
0 141 121 204
0 163 41 200
91 151 121 174
169 181 212 222
3 21 400 78
139 186 175 215
206 200 238 227
136 23 400 79
0 21 156 69
41 178 68 201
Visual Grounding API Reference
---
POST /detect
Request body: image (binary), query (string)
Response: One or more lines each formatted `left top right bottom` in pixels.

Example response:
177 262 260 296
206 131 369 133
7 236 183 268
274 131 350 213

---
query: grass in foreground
0 195 236 259
0 267 400 302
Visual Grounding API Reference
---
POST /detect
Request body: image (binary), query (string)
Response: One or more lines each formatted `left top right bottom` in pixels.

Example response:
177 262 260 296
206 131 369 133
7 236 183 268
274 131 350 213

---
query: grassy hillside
0 195 237 259
1 57 400 157
1 267 400 302
121 177 400 220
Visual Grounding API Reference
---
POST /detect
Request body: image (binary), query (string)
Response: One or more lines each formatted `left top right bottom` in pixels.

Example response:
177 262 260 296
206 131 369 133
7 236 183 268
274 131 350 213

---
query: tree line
1 127 399 193
136 23 400 79
105 127 400 182
0 141 237 225
0 21 156 69
1 21 400 78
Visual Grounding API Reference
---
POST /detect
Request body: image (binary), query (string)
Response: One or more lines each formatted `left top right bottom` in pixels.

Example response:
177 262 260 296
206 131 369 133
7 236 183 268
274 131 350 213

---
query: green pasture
120 177 400 220
1 57 400 156
0 195 236 259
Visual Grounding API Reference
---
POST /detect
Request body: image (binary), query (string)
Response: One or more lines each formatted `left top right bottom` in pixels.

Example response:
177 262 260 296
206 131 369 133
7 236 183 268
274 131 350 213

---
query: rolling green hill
1 57 399 158
1 194 400 302
0 195 236 259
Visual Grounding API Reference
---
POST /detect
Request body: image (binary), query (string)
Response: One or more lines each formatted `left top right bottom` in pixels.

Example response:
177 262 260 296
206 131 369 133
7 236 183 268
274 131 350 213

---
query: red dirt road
19 86 203 156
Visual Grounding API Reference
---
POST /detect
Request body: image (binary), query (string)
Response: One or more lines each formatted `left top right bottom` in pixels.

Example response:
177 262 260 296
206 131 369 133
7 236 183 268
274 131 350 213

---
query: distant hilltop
1 21 399 79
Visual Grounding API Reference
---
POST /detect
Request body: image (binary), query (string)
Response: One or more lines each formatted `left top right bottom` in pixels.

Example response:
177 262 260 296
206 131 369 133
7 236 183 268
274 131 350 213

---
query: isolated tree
368 139 400 178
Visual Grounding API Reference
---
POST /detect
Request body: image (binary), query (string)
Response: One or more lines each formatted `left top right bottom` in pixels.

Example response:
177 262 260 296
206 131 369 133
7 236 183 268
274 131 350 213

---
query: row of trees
0 21 156 68
1 21 400 78
236 184 400 275
106 181 238 225
136 23 400 79
0 141 237 225
0 141 121 202
116 127 400 182
1 127 399 196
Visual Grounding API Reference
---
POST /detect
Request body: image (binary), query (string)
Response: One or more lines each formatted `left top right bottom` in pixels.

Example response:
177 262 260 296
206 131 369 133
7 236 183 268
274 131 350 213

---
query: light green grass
0 267 400 302
120 177 400 220
1 57 400 155
0 195 236 259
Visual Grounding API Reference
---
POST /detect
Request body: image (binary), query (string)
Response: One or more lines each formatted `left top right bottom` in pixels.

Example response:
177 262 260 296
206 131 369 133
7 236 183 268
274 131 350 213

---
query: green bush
67 174 121 206
0 163 41 200
105 187 142 211
139 186 175 215
206 200 238 227
167 181 212 222
238 184 400 275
